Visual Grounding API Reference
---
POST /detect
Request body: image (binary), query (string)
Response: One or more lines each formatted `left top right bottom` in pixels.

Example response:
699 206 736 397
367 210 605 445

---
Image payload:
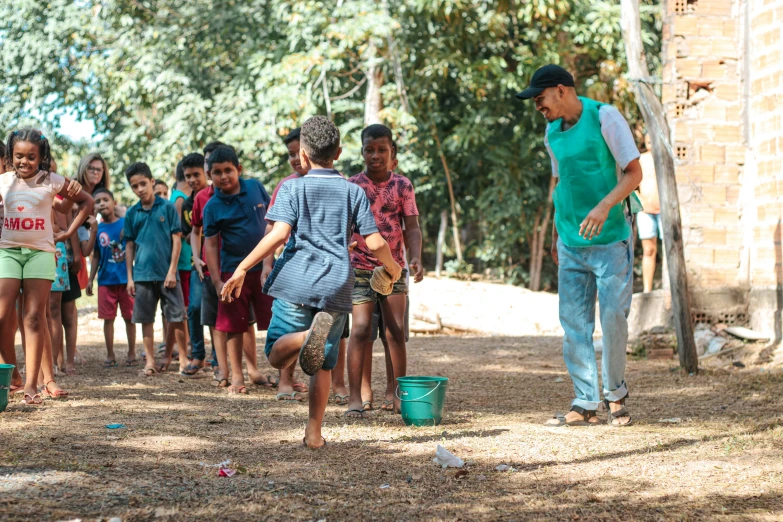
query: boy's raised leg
305 369 331 449
267 330 308 369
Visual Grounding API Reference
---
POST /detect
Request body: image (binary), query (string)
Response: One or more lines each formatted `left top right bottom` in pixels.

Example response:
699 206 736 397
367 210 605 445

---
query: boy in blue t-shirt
221 115 402 449
124 162 188 376
87 188 137 367
203 146 274 395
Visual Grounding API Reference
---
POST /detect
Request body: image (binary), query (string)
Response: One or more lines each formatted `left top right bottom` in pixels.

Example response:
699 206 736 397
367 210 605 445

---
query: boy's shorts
352 268 408 305
51 242 70 291
62 271 82 303
0 247 55 281
202 276 256 328
265 299 347 371
98 284 134 320
216 271 273 333
369 295 410 342
131 281 186 324
637 211 663 241
179 269 191 308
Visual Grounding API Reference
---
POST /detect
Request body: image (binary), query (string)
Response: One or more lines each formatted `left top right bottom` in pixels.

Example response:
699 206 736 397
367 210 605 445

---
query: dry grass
2 330 783 521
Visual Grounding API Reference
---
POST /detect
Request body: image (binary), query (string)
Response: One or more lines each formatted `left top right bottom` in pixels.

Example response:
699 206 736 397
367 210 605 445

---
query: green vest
548 97 637 247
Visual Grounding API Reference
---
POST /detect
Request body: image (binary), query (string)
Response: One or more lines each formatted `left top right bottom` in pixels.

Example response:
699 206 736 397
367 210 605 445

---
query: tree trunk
435 210 448 277
529 176 556 291
431 127 463 262
528 208 542 290
621 0 699 373
364 43 383 126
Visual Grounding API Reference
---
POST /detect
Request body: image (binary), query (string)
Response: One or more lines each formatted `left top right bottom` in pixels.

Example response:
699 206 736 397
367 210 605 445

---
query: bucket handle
395 381 441 402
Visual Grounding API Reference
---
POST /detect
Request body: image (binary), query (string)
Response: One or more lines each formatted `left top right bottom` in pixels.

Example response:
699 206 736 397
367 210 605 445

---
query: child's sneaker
299 312 334 376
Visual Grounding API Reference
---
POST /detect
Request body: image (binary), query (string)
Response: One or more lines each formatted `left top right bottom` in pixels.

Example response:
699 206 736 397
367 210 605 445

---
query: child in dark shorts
221 115 401 448
124 162 188 376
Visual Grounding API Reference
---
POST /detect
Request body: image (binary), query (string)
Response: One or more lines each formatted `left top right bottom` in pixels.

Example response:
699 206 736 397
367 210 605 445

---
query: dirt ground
2 280 783 521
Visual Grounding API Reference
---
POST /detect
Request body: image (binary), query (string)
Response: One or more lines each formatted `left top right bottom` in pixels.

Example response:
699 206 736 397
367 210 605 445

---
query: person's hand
409 257 424 283
385 261 403 283
66 179 83 197
348 241 358 254
86 283 94 297
193 257 206 281
164 270 177 289
551 244 559 266
260 263 272 286
220 270 246 303
86 215 98 229
53 230 70 244
70 256 82 274
579 203 610 241
127 279 136 297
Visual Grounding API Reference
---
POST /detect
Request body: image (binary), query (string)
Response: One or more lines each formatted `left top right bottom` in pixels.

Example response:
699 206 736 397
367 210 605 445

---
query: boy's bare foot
248 370 277 388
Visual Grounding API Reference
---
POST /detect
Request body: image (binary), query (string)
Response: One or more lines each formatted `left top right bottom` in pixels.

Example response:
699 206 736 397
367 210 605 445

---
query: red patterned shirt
348 171 418 270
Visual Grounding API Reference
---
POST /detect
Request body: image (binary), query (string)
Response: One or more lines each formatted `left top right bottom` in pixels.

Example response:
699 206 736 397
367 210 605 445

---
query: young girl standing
0 129 93 404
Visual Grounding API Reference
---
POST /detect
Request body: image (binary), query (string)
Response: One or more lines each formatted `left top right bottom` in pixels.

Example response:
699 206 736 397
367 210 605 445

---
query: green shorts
0 248 56 281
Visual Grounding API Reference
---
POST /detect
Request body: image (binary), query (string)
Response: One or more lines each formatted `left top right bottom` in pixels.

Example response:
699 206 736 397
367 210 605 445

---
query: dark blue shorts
265 299 347 371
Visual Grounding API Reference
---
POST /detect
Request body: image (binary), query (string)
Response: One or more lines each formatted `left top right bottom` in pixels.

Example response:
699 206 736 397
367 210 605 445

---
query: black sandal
544 405 598 427
604 398 633 427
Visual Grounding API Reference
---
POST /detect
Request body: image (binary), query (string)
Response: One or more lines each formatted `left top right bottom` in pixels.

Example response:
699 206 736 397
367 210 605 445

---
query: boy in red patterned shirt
344 124 423 418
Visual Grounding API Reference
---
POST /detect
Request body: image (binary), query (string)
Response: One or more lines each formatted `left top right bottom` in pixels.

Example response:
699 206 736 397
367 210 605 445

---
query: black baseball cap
516 64 575 100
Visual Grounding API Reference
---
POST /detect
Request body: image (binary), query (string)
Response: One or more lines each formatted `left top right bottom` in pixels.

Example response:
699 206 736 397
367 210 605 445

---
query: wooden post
621 0 699 373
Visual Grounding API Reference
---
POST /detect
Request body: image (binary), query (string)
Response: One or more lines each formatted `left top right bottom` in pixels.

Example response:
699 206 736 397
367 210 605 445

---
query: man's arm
402 215 424 283
579 159 642 240
165 233 182 289
126 240 136 296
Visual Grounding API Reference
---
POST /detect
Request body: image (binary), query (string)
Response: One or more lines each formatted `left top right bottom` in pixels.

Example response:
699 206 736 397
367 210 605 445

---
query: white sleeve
599 106 641 170
543 128 559 178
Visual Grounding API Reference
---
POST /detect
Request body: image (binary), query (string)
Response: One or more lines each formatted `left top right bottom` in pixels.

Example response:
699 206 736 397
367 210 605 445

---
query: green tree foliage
0 0 661 287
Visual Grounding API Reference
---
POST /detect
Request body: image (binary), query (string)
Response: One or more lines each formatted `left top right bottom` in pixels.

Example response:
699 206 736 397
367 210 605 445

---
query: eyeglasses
87 166 103 173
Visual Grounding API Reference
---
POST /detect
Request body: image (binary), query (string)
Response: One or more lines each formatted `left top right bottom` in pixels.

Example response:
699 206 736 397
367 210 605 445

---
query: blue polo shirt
203 177 271 274
263 169 379 314
123 195 182 282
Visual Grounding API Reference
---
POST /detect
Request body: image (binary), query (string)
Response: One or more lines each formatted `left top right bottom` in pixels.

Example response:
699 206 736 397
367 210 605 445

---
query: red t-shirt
268 172 303 212
191 185 217 276
348 172 419 271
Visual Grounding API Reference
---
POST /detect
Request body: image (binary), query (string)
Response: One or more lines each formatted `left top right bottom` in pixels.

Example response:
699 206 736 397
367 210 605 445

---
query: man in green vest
518 65 642 427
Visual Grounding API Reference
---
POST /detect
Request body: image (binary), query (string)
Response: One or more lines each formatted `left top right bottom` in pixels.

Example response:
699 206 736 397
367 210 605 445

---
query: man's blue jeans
188 270 207 362
557 237 633 411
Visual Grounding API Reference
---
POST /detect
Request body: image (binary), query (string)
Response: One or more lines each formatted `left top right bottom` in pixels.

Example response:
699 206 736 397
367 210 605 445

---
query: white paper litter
724 326 770 342
432 445 464 468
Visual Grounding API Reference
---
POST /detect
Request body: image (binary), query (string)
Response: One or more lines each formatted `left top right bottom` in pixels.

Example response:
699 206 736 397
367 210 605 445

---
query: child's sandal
24 393 43 405
42 381 68 399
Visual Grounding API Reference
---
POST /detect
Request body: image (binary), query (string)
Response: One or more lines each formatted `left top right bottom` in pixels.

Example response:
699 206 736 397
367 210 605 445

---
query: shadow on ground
1 335 782 521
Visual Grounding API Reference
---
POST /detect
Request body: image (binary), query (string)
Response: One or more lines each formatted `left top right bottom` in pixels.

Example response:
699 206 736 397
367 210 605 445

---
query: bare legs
48 291 63 370
641 238 657 293
61 300 77 374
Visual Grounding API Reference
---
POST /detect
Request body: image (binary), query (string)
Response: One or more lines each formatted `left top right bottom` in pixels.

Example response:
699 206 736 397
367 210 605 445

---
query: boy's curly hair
300 116 340 165
5 128 52 172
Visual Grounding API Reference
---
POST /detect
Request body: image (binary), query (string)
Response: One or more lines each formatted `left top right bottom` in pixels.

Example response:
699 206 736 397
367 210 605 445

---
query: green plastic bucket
396 376 449 426
0 364 14 413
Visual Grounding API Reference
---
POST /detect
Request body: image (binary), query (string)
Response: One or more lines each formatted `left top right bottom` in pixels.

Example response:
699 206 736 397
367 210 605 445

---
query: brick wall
664 0 783 316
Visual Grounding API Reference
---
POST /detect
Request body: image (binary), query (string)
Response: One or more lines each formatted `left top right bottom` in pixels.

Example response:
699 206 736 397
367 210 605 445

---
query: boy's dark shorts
202 276 255 328
62 271 82 303
370 295 410 342
215 271 272 334
131 281 186 324
265 299 347 371
352 268 408 305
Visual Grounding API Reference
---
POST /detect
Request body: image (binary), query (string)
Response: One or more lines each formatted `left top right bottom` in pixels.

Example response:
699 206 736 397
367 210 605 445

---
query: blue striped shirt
263 169 378 313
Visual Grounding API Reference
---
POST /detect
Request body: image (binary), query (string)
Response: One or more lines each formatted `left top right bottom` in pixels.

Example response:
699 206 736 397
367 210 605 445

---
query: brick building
661 0 782 338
